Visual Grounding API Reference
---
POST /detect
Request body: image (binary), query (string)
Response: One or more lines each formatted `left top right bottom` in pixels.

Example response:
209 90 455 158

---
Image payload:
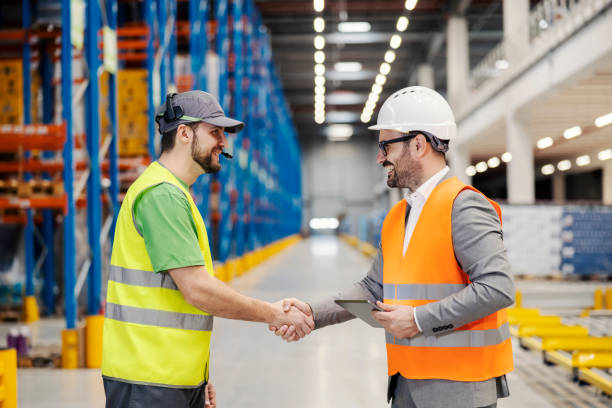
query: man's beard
384 156 422 190
192 135 221 173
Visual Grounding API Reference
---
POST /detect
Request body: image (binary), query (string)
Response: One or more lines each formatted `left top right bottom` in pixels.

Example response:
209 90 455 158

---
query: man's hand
205 382 216 408
269 299 314 339
268 298 313 342
371 301 420 339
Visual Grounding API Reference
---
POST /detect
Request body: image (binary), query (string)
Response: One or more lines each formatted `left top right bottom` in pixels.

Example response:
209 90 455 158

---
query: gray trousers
103 378 207 408
389 373 507 408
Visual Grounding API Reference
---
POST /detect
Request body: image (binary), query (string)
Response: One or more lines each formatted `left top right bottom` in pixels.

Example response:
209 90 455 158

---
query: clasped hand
269 298 313 342
371 301 419 339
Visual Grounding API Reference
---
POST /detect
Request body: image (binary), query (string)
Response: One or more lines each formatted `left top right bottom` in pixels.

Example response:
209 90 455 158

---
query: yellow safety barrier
543 350 573 368
62 329 79 369
85 315 104 368
518 325 589 338
514 290 522 308
508 315 562 326
541 336 612 351
594 288 603 310
506 308 540 319
0 348 17 408
572 352 612 369
214 234 302 283
577 368 612 396
605 288 612 309
24 295 40 323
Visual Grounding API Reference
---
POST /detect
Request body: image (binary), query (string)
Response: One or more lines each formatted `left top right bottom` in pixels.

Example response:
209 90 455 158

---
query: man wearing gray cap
101 91 313 408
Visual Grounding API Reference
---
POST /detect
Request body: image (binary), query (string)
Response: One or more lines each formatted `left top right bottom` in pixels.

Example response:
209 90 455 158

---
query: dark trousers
103 378 207 408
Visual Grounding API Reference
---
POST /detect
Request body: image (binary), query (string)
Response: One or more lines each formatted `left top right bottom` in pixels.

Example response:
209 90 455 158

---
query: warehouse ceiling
255 0 507 143
468 54 612 174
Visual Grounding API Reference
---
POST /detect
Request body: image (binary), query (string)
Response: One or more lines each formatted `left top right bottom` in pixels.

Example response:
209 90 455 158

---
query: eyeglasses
378 131 426 156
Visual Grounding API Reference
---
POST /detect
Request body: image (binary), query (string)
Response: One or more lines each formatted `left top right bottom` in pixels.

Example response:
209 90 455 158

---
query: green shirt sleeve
133 183 205 272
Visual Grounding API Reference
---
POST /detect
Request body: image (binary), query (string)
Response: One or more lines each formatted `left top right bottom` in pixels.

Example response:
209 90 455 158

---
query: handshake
269 298 313 342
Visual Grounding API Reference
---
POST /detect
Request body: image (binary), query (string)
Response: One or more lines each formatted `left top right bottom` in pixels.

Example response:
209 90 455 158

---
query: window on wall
565 169 602 201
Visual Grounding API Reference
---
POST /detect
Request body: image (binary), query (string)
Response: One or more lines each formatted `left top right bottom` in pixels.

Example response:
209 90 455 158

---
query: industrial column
505 110 535 203
446 13 469 110
502 0 530 68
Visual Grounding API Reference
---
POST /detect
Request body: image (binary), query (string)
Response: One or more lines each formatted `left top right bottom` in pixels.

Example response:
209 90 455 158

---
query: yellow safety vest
102 161 215 388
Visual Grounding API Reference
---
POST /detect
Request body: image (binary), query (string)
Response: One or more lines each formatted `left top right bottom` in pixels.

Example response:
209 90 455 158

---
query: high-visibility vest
102 161 215 388
382 176 513 381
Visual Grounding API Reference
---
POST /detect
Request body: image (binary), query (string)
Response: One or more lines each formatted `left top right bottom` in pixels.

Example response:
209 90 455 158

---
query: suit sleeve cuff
413 307 422 332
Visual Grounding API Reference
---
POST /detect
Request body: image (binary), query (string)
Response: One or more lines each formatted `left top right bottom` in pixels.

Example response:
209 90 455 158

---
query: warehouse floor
12 236 612 407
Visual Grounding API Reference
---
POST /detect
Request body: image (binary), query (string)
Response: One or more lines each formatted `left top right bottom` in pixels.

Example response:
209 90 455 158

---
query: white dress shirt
402 166 450 331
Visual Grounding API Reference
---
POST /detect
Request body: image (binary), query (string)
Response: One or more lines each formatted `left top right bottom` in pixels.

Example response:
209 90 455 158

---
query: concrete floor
12 235 612 407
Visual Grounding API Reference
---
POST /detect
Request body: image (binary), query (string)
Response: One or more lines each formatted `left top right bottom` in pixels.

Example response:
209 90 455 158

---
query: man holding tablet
271 86 515 408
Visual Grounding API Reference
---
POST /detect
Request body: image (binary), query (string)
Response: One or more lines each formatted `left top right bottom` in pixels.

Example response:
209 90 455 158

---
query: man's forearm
170 265 280 324
310 246 384 329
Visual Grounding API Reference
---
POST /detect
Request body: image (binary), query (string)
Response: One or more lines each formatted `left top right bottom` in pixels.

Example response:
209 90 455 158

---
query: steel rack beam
61 0 77 329
85 0 103 315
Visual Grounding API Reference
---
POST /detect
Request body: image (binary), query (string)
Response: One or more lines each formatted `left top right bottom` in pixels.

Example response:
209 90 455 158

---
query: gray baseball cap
155 90 245 134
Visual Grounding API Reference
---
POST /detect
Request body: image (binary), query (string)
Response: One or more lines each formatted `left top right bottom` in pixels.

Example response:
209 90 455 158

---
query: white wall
301 136 380 226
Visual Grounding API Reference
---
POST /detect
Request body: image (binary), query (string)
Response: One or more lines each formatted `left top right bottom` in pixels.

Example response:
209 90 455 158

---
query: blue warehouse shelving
0 0 302 367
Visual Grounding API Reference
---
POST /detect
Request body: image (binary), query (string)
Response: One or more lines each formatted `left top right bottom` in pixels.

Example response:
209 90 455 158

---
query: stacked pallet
117 69 149 156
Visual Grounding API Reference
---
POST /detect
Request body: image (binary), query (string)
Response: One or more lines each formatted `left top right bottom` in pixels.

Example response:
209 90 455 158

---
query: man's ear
176 124 192 145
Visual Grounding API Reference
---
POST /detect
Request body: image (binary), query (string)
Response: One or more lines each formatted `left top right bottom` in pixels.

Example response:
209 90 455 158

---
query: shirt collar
404 166 450 205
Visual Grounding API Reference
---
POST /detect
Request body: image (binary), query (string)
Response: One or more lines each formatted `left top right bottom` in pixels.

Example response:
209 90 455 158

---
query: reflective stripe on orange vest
381 176 513 382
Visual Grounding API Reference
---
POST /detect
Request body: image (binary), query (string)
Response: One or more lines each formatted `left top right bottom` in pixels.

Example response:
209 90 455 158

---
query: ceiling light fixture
390 34 402 49
576 155 590 166
465 166 476 177
375 74 387 86
334 61 362 72
379 62 391 75
541 164 555 175
405 0 418 10
338 21 371 33
475 161 487 173
314 64 325 76
313 0 324 12
563 126 581 139
396 16 409 32
536 137 553 149
501 152 512 163
314 17 325 32
598 149 612 161
557 159 571 171
384 50 396 63
314 35 325 50
314 75 325 86
487 157 500 168
314 50 325 64
595 112 612 128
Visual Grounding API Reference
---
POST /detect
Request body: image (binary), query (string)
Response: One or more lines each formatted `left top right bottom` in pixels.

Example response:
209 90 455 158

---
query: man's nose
376 149 385 164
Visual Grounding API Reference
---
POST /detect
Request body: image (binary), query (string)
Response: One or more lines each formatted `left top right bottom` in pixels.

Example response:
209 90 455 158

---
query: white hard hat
368 86 456 141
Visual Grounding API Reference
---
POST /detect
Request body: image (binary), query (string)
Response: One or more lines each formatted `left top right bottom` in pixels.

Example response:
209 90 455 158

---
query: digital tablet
334 299 384 328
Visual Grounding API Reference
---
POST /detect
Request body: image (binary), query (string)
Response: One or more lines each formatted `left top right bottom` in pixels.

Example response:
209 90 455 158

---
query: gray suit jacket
310 174 514 408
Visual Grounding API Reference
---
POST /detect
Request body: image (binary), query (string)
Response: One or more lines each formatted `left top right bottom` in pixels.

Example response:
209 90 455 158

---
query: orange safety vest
381 176 513 381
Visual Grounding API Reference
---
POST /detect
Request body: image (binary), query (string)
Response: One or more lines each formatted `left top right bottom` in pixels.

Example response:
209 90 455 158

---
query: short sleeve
133 183 205 272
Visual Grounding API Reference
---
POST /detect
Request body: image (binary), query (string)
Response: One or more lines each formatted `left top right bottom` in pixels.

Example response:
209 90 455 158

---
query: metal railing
468 0 612 94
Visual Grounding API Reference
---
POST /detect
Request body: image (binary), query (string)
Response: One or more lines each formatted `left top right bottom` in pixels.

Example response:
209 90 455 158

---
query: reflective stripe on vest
383 283 467 300
381 176 513 381
106 302 213 331
102 162 214 388
386 323 510 348
109 265 178 290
